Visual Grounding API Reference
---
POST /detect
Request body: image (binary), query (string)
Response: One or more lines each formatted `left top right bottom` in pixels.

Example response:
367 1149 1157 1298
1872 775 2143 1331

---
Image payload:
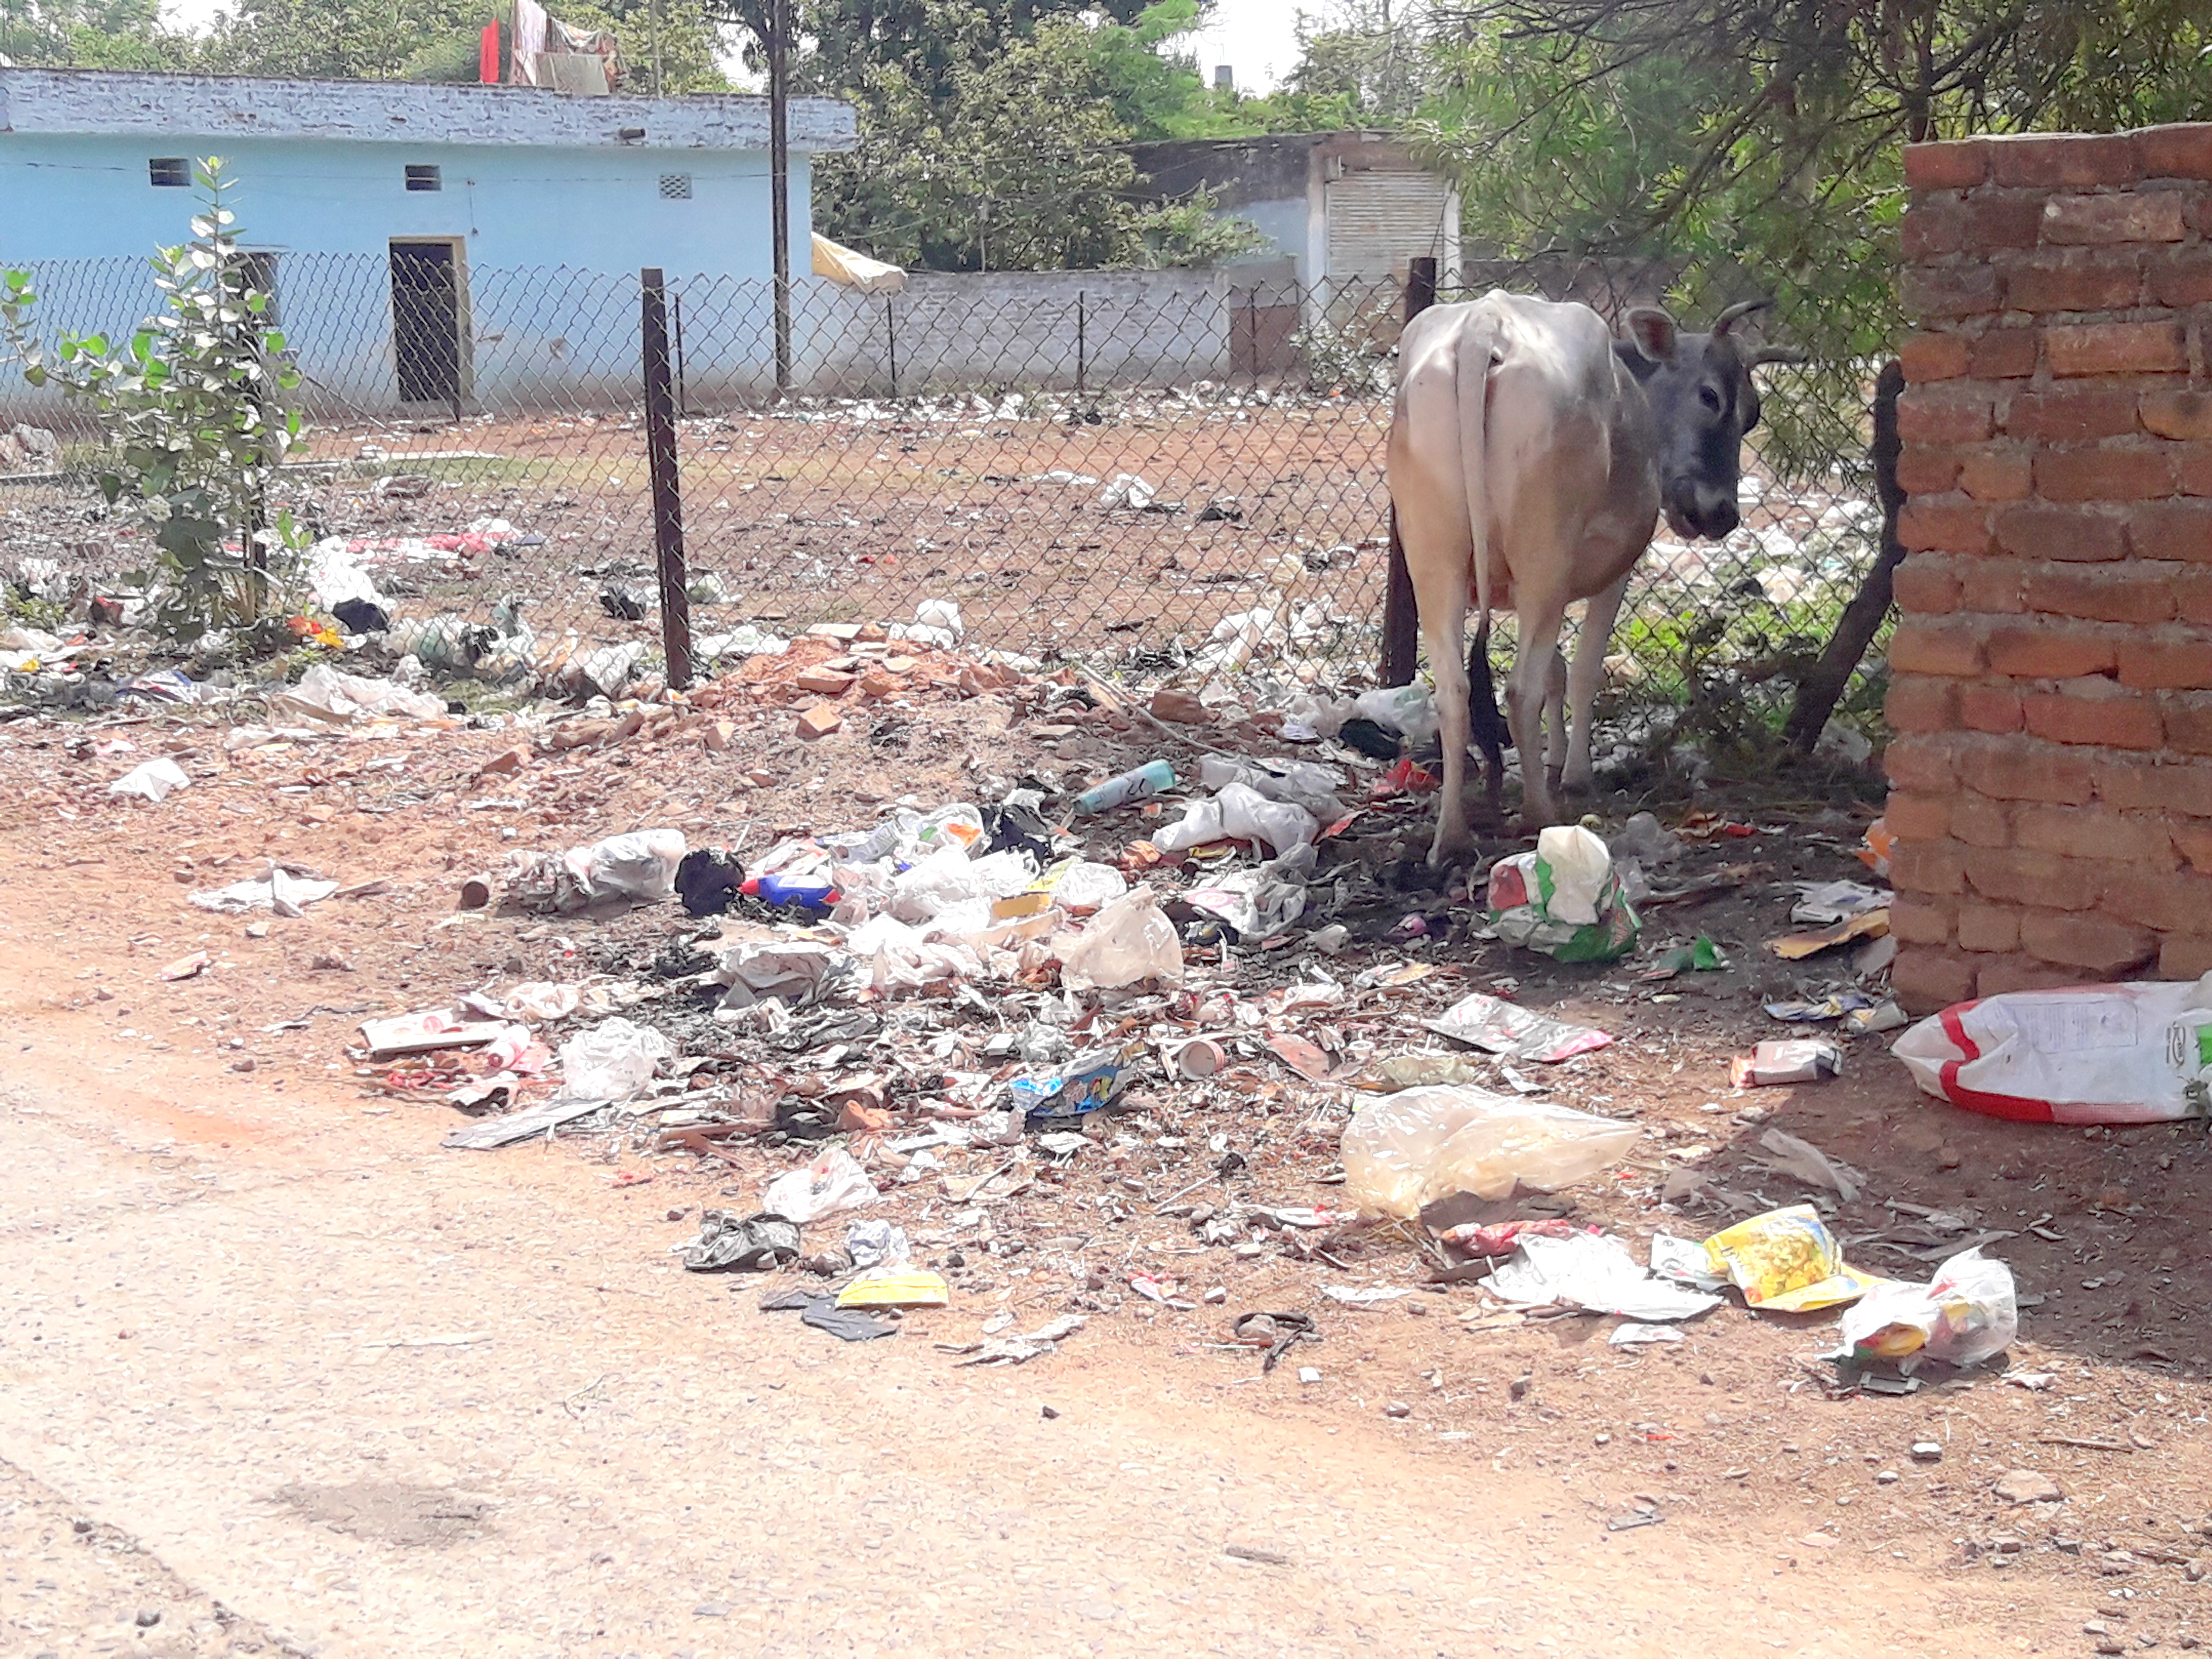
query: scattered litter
1763 992 1872 1023
1436 1218 1582 1258
844 1219 910 1271
1836 1246 2017 1367
269 663 445 724
1352 1053 1494 1092
675 848 746 917
1843 998 1906 1035
189 866 339 915
1753 1125 1862 1198
939 1313 1086 1365
1011 1044 1140 1124
558 1018 672 1101
159 950 210 982
1153 782 1318 856
358 1010 512 1058
682 1210 801 1272
1425 991 1611 1063
1639 936 1728 979
1731 1039 1844 1087
1486 826 1639 962
1609 812 1682 865
1894 978 2212 1124
1320 1286 1410 1306
1340 1086 1640 1218
761 1148 879 1224
835 1269 950 1309
1057 888 1182 990
509 829 686 914
1610 1322 1685 1347
1703 1204 1884 1312
1770 909 1889 960
443 1095 606 1149
1858 818 1894 878
108 757 191 803
1073 759 1176 815
1481 1232 1722 1322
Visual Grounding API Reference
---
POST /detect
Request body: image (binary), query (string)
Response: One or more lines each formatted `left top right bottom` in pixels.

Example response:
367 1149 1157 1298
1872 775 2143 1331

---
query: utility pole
767 0 792 394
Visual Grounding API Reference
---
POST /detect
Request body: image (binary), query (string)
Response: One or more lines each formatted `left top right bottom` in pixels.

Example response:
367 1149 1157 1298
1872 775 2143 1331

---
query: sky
155 0 1317 93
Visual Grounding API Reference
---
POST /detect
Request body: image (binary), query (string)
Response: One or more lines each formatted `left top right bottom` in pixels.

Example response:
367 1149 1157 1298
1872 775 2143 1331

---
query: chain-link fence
0 251 1889 739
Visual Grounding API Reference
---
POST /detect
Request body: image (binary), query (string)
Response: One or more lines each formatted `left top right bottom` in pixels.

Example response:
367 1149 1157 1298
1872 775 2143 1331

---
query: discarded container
1730 1038 1843 1087
1171 1037 1226 1079
1893 977 2212 1125
1340 1086 1641 1218
1836 1246 2016 1367
108 757 191 803
1702 1204 1884 1313
1074 760 1176 815
1011 1044 1141 1123
746 870 840 914
1485 826 1639 962
1057 887 1183 991
762 1147 879 1224
559 1017 672 1100
1425 992 1612 1063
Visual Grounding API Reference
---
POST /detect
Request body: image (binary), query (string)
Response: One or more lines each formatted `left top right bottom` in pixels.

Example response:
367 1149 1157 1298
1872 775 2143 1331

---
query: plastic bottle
742 871 840 913
1074 759 1176 815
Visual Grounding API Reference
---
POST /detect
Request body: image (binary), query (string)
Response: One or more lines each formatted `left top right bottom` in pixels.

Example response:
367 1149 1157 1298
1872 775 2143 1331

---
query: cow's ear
1625 308 1678 364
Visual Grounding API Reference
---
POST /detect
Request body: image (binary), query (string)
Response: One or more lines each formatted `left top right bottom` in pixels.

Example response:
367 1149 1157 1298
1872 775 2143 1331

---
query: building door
388 240 466 407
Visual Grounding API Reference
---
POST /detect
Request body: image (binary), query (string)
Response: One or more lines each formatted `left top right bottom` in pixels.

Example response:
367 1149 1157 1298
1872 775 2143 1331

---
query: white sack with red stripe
1894 976 2212 1125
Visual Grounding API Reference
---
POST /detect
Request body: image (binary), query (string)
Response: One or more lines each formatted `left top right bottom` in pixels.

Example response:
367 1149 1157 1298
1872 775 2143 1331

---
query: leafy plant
1 158 306 638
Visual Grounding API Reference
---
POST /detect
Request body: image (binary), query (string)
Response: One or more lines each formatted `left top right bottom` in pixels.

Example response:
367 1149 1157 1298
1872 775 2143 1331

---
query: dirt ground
2 636 2209 1657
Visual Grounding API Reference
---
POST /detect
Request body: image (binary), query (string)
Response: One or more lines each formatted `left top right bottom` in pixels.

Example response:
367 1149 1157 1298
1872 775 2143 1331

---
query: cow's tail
1455 309 1501 649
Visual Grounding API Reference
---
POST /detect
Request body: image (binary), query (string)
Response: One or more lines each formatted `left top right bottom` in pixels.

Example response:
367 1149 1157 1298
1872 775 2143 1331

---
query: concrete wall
1885 122 2212 1011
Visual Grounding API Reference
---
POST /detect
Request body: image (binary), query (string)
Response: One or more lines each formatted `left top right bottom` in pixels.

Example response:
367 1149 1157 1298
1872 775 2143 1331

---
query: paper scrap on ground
1703 1204 1885 1312
189 867 340 915
1481 1232 1722 1322
1425 991 1612 1062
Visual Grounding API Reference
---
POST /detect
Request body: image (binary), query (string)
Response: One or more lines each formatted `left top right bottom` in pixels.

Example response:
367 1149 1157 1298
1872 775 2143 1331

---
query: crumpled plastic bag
1486 825 1639 962
558 1017 673 1100
1702 1203 1885 1313
510 828 686 913
108 757 191 802
269 662 445 723
1184 843 1314 939
1340 1086 1641 1218
763 1147 879 1224
683 1210 801 1272
1837 1245 2016 1366
1057 886 1183 991
1153 781 1317 856
716 940 851 1010
1196 755 1346 821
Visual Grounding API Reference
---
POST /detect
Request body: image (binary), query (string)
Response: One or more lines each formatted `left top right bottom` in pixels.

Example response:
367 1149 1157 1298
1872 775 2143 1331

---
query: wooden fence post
640 267 693 692
1379 255 1439 686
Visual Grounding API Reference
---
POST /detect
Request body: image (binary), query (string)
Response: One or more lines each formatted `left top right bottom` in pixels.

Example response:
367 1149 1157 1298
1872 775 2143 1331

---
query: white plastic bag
763 1147 879 1223
108 757 191 802
271 662 445 723
1058 887 1183 991
1154 782 1316 856
1485 825 1639 962
511 828 686 913
558 1017 672 1100
1048 861 1127 914
891 845 1034 922
1197 755 1347 820
1894 976 2212 1124
1353 683 1439 744
1341 1086 1641 1218
1837 1246 2017 1367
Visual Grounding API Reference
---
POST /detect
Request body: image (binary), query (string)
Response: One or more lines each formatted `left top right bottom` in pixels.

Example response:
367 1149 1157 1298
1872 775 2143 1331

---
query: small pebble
135 1610 160 1628
1297 1366 1321 1385
1383 1401 1409 1419
1910 1441 1942 1462
1041 1405 1059 1420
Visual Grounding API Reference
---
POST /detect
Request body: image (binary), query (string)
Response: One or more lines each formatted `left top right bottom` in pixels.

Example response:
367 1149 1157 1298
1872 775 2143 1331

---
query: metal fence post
1378 255 1439 686
671 288 687 419
1075 292 1087 395
885 294 898 396
640 267 694 691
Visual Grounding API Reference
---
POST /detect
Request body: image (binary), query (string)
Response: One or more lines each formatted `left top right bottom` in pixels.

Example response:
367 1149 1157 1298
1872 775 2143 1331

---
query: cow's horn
1713 297 1774 334
1751 345 1809 367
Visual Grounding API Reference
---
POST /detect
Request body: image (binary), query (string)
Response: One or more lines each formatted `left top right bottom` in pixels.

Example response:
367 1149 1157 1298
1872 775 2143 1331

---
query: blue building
0 69 855 410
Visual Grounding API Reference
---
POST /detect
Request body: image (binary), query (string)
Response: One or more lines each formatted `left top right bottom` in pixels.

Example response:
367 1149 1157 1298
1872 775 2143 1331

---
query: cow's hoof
1427 829 1479 869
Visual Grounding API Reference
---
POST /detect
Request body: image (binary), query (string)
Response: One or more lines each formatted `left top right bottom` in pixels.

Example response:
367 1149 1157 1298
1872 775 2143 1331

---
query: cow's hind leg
1467 617 1507 825
1508 600 1569 828
1409 562 1477 866
1560 574 1627 793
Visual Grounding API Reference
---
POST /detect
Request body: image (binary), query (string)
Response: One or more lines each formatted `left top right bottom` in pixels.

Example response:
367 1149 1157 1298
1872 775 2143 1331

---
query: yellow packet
835 1270 950 1309
1703 1204 1885 1312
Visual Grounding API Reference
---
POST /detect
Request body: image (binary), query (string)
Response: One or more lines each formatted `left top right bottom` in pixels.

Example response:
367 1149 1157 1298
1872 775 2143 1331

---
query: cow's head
1617 299 1799 541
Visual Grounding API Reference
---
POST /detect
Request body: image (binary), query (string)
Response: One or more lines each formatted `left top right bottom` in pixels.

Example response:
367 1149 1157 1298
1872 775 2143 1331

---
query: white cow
1387 292 1789 862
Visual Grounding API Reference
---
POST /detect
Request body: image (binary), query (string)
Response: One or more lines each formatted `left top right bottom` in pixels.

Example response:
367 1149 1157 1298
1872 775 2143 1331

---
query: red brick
2172 820 2212 871
1900 332 1969 383
1884 790 1953 840
2046 320 2188 376
2001 249 2144 312
1976 953 2105 995
2146 249 2212 307
2002 386 2140 442
2013 803 2172 865
1891 893 1957 946
1885 675 1959 734
2139 124 2212 182
2020 909 2158 972
1964 846 2100 907
1889 619 1984 677
1904 141 1988 190
1897 446 1962 495
1903 264 2000 321
2141 388 2212 442
1958 558 2027 614
1984 620 2116 677
2160 934 2212 978
1891 836 1968 896
2097 754 2212 814
2162 690 2212 753
1901 200 1966 258
2180 444 2212 497
1986 132 2139 189
1959 683 2024 735
1901 497 1994 555
1897 388 1996 444
2033 444 2176 503
2128 503 2212 561
1969 195 2049 248
2022 687 2163 748
1949 790 2010 847
1885 735 1959 791
2179 572 2212 624
1955 902 2020 952
2103 868 2212 933
1969 328 2040 379
1893 945 1980 1014
1960 447 2034 500
1892 555 1961 615
1959 736 2097 803
2120 634 2212 690
1994 504 2126 562
2039 192 2187 244
2022 566 2176 624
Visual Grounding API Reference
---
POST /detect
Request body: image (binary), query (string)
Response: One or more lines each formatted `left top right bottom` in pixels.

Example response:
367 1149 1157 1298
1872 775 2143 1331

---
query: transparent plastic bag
1353 683 1439 744
1058 887 1184 991
559 1017 673 1100
1837 1245 2017 1366
1340 1086 1640 1218
762 1147 879 1224
1197 756 1347 820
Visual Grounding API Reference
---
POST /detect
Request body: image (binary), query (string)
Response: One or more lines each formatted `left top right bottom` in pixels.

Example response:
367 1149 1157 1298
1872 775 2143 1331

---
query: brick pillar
1889 123 2212 1013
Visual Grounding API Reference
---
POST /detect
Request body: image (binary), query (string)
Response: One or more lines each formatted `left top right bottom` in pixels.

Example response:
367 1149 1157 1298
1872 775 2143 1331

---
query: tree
191 0 481 80
0 0 173 68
